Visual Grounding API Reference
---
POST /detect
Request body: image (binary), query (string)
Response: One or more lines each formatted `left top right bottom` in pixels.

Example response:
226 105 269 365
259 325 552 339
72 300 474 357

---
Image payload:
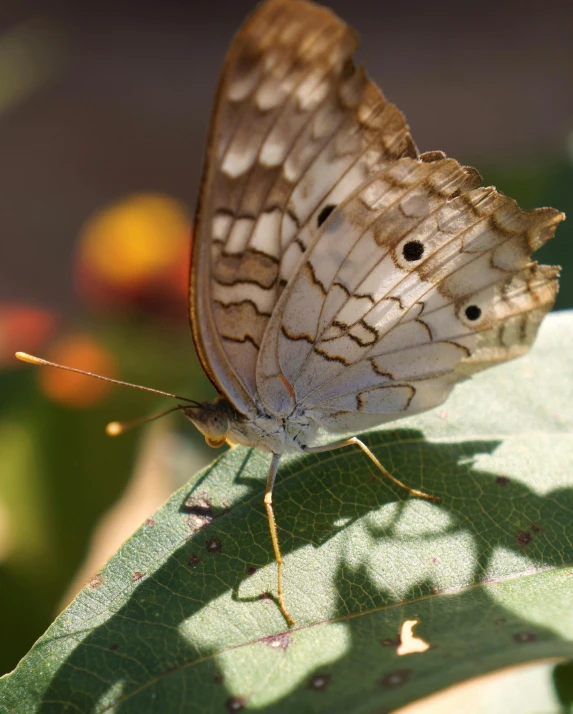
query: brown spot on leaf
205 537 222 554
308 673 331 691
530 522 544 534
264 632 290 651
225 696 247 712
188 554 201 567
185 496 215 534
380 636 401 648
132 571 144 582
496 476 510 486
145 518 156 526
88 573 103 590
380 669 412 687
514 631 537 643
214 674 225 685
430 556 439 565
183 495 213 513
188 511 213 533
109 643 119 651
259 592 273 603
516 531 532 546
246 566 257 576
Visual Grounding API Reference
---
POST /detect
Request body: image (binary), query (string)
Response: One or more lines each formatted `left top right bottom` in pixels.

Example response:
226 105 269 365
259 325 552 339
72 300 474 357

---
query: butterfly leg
264 453 295 627
304 437 440 503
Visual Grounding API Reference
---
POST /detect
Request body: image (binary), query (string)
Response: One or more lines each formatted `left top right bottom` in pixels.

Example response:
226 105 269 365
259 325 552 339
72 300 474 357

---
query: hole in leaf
397 619 431 655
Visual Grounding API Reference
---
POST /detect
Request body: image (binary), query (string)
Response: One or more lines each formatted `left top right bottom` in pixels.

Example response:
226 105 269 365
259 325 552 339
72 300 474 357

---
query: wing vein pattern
190 0 563 432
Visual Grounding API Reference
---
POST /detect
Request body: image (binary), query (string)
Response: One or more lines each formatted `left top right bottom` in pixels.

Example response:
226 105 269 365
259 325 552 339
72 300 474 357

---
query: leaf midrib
93 563 571 714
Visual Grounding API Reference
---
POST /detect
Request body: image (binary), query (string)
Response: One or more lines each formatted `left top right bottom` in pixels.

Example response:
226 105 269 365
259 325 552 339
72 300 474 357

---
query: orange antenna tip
104 405 185 437
15 352 44 365
105 421 123 437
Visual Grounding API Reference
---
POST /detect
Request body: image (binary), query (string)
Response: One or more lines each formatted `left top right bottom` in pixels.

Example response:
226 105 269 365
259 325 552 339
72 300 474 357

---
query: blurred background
0 0 571 675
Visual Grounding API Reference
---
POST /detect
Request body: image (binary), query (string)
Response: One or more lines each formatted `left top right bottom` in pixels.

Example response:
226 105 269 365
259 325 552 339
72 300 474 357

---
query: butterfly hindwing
256 154 562 430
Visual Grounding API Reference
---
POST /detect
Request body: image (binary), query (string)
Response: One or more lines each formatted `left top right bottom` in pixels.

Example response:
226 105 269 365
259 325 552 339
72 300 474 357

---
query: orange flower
76 194 191 317
38 334 117 408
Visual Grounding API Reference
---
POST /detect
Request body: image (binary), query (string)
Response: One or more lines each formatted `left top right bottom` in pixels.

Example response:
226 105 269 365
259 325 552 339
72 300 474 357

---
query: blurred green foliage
0 319 214 675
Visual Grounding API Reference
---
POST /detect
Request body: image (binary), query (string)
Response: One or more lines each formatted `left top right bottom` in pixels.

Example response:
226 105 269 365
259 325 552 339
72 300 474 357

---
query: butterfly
18 0 563 626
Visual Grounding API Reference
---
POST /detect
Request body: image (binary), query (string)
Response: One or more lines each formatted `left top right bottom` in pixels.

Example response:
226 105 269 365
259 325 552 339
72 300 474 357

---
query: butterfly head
182 399 232 448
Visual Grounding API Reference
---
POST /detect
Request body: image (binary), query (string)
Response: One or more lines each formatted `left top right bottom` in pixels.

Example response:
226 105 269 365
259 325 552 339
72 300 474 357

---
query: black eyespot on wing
317 204 337 227
403 240 424 261
465 305 482 321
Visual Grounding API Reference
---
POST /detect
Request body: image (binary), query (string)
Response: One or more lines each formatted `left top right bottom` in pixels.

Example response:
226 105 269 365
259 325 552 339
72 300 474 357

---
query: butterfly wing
256 156 563 430
190 0 417 414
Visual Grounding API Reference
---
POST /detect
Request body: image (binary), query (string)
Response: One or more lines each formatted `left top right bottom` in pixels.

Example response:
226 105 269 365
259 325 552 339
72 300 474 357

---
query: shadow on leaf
4 426 573 713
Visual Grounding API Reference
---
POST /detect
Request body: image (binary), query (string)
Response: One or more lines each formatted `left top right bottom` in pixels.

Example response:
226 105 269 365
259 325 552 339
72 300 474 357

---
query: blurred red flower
38 333 117 408
0 305 58 366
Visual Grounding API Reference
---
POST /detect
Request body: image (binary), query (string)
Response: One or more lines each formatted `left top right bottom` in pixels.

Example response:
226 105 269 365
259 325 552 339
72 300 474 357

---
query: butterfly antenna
106 405 188 436
15 351 198 404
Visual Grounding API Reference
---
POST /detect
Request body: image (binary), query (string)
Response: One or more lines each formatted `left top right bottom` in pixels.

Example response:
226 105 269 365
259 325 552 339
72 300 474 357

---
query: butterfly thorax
183 398 317 454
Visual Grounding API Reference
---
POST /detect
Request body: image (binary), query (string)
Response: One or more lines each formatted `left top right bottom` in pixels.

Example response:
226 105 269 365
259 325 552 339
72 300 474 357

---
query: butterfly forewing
191 0 419 412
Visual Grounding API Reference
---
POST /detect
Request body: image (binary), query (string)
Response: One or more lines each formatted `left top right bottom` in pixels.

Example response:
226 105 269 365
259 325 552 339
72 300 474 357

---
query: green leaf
1 311 573 713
